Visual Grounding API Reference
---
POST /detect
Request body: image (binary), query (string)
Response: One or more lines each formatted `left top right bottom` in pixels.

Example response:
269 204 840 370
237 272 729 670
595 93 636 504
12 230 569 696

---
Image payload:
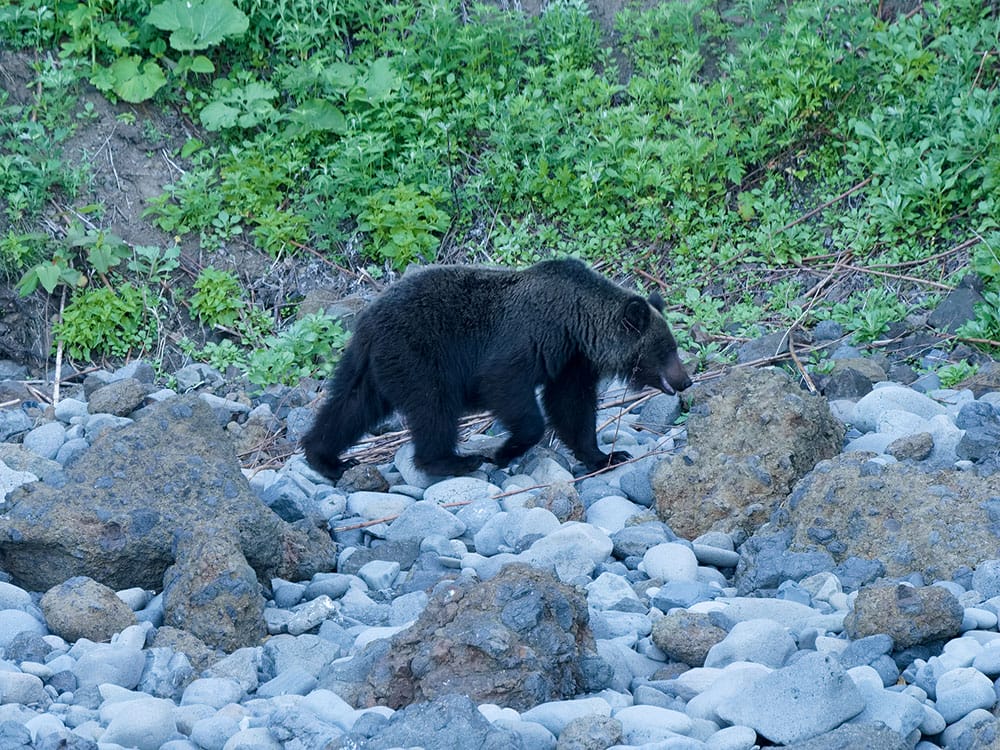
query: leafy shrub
189 266 272 340
246 313 349 386
357 184 450 269
53 283 157 360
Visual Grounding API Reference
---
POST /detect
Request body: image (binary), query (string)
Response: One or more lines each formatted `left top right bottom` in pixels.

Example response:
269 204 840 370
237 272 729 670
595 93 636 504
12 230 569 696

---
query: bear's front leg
542 360 627 472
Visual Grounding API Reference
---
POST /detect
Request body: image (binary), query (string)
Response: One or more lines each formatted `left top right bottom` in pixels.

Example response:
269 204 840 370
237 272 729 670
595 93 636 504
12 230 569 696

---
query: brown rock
650 610 727 667
0 395 335 592
886 432 934 461
556 714 623 750
87 377 149 416
524 481 584 522
40 576 137 643
652 368 844 537
761 451 1000 582
162 527 266 652
344 564 609 710
844 583 963 648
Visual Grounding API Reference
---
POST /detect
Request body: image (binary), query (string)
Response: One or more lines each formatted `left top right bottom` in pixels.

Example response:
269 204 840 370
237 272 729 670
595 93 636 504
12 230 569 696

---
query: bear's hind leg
302 371 391 481
407 401 487 476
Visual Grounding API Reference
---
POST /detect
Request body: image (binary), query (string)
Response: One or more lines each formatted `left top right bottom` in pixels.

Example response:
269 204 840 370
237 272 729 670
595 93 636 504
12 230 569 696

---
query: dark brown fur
302 259 691 479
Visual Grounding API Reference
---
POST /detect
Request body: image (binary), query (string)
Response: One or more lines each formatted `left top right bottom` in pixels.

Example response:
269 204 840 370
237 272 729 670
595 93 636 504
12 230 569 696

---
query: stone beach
2 333 1000 748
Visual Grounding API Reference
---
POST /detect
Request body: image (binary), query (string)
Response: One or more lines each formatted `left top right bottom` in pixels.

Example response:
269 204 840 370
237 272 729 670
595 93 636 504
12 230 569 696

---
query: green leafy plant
189 266 271 340
127 243 181 282
828 288 909 344
245 313 349 386
937 360 978 388
53 282 157 360
357 184 451 269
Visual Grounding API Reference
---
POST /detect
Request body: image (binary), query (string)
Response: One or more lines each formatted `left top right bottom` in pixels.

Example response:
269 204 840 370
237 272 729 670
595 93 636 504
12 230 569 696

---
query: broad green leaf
113 58 167 103
35 264 63 294
200 100 239 130
360 57 399 102
177 54 215 75
146 0 249 51
285 100 347 136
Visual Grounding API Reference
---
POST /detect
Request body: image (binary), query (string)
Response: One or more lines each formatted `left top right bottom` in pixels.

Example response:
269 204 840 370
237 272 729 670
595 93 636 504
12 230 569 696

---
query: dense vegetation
0 0 998 384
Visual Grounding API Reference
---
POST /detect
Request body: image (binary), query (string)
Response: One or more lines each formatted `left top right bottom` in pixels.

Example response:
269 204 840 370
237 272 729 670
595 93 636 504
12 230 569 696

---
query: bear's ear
623 297 650 333
648 291 665 313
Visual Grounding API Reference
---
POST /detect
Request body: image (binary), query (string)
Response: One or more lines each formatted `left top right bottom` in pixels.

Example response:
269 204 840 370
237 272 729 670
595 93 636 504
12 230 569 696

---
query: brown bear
302 258 691 479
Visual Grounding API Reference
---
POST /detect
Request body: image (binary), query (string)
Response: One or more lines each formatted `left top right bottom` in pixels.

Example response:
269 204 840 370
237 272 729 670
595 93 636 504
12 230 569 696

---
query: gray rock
173 363 225 391
927 276 983 333
704 618 796 668
256 666 317 697
87 377 149 416
956 400 1000 461
636 393 682 434
501 507 561 552
40 576 137 643
0 672 48 707
716 652 865 745
586 496 644 534
0 609 47 649
198 392 251 424
329 694 523 750
423 476 503 505
99 696 177 750
0 462 37 505
522 523 613 582
0 409 31 441
21 422 66 460
137 646 195 701
846 670 925 736
263 633 341 679
611 522 676 559
850 384 947 432
71 642 145 690
385 500 465 541
844 583 963 648
934 666 997 723
778 722 910 750
822 367 875 400
940 708 1000 750
54 438 89 466
972 558 1000 598
0 395 335 592
180 677 244 708
736 331 789 364
617 459 657 507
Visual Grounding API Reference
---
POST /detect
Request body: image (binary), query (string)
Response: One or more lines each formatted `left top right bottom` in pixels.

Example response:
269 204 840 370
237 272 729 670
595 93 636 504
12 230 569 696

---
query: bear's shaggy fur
302 259 691 479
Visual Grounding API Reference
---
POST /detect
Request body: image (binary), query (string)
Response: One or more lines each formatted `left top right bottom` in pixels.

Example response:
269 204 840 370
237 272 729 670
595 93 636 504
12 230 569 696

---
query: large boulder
322 564 611 711
740 452 1000 585
0 395 335 592
652 368 844 538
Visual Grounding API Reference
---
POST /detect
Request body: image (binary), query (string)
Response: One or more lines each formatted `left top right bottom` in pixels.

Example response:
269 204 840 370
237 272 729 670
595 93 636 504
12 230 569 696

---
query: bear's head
622 292 692 395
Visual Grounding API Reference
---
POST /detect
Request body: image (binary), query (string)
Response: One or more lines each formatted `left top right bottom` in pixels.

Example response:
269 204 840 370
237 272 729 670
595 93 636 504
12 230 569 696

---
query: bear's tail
301 336 390 480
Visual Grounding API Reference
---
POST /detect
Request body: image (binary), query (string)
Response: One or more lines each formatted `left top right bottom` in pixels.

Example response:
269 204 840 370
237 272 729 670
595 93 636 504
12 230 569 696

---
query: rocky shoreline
2 331 1000 748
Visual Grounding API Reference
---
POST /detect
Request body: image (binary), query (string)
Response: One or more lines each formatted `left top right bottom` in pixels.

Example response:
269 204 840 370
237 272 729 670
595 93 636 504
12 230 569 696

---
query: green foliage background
0 0 998 379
